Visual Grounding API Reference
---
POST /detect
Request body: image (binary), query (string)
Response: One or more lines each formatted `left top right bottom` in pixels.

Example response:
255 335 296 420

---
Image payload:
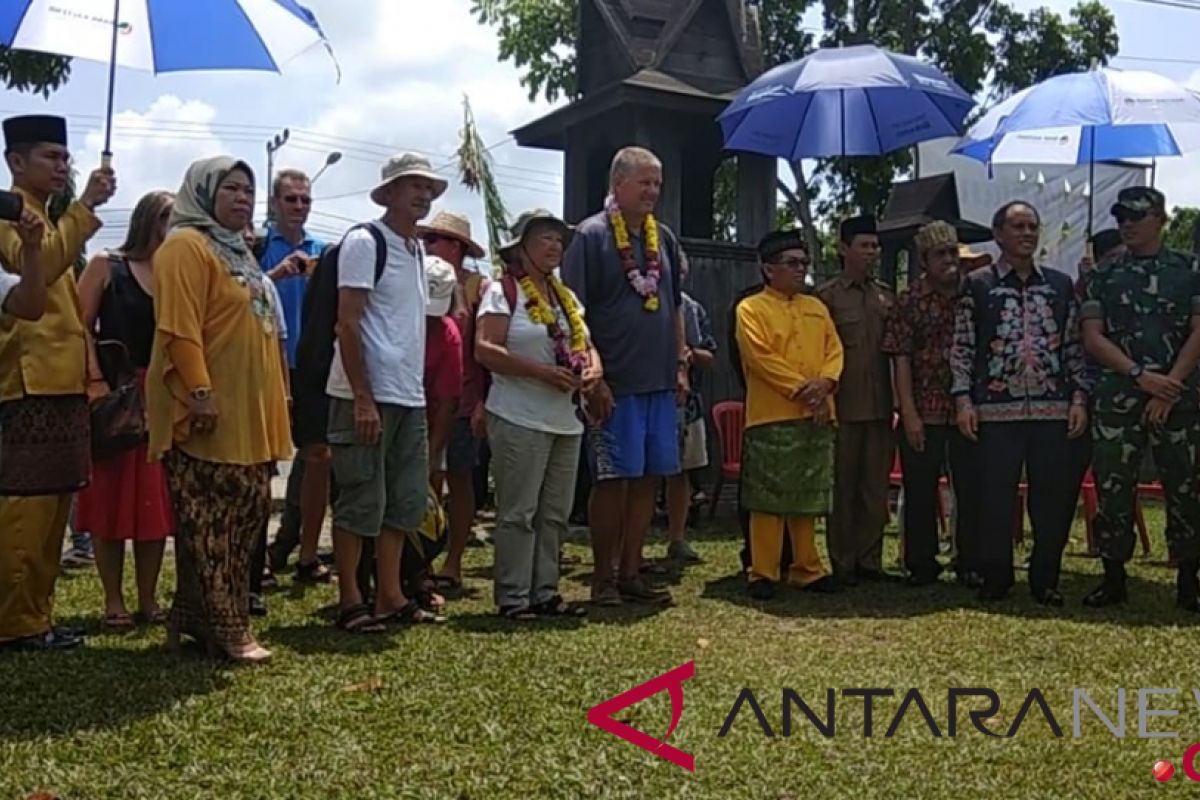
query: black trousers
977 420 1088 593
898 424 982 580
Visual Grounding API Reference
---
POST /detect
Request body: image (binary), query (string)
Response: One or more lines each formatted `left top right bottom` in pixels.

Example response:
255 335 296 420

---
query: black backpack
292 223 388 399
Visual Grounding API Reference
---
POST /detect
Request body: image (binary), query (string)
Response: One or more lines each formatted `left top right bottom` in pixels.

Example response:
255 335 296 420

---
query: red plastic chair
709 401 745 519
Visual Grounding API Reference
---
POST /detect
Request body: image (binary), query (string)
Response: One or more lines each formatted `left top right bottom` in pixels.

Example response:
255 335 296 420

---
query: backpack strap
501 273 519 315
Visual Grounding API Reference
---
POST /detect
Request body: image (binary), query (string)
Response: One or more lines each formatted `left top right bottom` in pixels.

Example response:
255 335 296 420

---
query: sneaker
667 540 703 565
60 548 95 569
590 580 623 607
617 577 672 606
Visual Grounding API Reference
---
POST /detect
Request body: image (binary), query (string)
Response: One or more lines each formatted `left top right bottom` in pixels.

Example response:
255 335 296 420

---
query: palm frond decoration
456 95 510 275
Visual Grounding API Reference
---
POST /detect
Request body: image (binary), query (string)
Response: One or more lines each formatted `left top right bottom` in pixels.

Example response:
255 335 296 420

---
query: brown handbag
90 339 148 461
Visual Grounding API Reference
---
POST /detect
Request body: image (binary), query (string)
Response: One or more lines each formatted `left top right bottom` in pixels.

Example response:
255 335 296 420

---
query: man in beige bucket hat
370 152 448 206
326 151 450 629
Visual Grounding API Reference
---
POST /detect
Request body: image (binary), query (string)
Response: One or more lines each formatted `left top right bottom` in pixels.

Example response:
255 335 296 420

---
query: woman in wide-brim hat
475 210 599 619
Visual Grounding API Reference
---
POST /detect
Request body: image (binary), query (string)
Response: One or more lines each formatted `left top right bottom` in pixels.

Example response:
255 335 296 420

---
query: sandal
416 588 447 612
134 608 168 626
430 574 462 591
532 595 587 618
335 603 386 634
101 612 135 632
377 600 446 626
295 559 333 585
499 605 538 621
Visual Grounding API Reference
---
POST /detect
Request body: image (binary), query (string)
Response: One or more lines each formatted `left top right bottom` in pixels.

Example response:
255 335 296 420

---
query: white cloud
28 0 568 257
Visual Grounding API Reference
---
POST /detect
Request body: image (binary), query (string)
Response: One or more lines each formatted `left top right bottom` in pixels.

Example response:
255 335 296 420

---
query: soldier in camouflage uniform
1080 187 1200 612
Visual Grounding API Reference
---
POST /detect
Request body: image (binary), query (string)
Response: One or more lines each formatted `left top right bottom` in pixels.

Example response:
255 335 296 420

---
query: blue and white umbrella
951 68 1200 234
718 44 976 161
952 69 1200 166
0 0 337 159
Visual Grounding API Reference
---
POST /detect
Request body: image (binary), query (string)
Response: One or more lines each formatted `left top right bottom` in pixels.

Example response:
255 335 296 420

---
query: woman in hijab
146 157 291 663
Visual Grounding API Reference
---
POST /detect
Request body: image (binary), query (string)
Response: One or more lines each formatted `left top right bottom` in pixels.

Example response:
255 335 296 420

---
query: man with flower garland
563 146 688 606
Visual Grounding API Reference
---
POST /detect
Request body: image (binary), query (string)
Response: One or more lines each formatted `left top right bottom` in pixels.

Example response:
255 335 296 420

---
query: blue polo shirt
258 226 325 368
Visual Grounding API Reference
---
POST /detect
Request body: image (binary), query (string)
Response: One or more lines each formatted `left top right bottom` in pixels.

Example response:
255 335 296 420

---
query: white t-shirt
0 271 17 312
263 275 287 341
326 222 427 407
478 279 586 436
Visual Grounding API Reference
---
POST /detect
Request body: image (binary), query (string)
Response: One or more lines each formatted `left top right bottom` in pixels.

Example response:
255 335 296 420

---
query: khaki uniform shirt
816 273 894 423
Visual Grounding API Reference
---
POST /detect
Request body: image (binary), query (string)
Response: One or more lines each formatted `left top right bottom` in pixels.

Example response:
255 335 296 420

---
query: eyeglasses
770 257 811 270
280 194 312 205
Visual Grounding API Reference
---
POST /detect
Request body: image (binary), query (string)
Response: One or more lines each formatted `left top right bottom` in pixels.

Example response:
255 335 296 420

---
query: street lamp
265 128 290 222
311 151 343 184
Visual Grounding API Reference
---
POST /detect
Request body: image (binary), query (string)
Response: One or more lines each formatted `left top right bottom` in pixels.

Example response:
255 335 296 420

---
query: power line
1113 53 1200 67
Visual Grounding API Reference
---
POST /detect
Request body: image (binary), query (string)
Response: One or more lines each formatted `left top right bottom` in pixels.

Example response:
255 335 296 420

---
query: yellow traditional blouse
146 228 291 465
736 287 844 428
0 187 99 401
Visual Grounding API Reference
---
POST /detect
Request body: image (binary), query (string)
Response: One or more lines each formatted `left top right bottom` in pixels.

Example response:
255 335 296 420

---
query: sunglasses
1112 207 1150 224
280 194 312 205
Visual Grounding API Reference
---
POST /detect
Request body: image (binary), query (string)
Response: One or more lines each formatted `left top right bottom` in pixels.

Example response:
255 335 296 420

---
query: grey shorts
327 398 428 537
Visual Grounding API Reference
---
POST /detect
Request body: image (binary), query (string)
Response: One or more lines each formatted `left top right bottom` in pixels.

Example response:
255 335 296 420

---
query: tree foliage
0 47 71 97
1165 206 1200 254
472 0 1120 228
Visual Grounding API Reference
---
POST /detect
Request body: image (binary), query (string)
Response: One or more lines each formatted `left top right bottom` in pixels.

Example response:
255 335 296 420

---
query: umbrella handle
101 153 113 171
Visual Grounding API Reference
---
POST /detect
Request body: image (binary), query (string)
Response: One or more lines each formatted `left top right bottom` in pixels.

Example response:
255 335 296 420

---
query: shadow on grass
700 569 1199 628
0 644 228 740
448 600 668 632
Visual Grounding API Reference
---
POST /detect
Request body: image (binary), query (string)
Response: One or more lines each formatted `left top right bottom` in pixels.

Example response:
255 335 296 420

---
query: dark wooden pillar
736 153 775 244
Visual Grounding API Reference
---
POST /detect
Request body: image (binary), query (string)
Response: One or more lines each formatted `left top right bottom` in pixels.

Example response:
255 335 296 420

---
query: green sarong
741 419 835 516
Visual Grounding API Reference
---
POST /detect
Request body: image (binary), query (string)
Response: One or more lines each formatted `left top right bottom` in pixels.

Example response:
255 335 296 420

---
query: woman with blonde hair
76 190 176 630
476 209 600 619
147 157 291 663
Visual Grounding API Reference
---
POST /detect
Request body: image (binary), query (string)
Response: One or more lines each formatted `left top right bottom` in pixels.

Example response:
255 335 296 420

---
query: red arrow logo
586 661 695 772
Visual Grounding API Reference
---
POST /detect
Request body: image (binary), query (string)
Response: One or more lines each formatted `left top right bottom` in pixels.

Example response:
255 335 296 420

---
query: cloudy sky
2 0 1199 259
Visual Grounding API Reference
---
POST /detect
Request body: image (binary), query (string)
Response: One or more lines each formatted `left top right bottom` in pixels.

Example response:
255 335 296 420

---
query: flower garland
517 272 589 374
605 194 661 312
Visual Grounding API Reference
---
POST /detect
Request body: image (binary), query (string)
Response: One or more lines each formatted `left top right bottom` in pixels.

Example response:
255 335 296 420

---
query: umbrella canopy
0 0 336 159
953 69 1200 165
718 44 976 161
0 0 331 74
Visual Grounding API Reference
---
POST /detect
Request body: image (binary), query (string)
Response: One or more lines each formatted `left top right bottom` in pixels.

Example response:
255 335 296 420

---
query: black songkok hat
3 115 68 151
757 229 808 262
839 214 877 243
1089 229 1123 262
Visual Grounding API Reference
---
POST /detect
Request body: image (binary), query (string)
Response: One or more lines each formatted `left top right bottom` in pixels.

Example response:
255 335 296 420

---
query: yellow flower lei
517 273 588 360
609 205 662 313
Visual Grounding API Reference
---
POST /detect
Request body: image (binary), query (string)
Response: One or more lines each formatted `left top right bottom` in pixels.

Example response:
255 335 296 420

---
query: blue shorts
587 391 680 482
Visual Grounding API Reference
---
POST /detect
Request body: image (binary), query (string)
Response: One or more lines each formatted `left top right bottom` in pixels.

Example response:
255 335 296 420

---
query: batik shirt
881 278 962 426
950 261 1088 423
1081 248 1200 416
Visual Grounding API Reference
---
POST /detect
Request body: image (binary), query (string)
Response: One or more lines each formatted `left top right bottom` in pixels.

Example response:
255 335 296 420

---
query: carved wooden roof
579 0 763 96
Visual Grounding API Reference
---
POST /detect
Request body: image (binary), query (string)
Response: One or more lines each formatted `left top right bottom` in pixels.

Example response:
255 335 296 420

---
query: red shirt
425 316 464 407
452 275 489 418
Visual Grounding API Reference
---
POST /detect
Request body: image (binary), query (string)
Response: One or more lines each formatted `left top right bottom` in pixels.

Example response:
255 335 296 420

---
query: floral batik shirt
881 278 962 426
950 261 1088 423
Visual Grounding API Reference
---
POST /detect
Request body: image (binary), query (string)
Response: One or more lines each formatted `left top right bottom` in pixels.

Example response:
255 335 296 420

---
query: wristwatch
1127 364 1145 380
190 387 212 401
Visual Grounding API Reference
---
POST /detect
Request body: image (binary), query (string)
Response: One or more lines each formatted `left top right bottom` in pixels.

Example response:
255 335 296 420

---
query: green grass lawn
2 504 1198 799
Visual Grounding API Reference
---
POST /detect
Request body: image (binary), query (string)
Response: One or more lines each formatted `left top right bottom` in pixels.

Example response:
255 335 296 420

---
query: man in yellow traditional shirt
0 114 115 652
735 229 844 600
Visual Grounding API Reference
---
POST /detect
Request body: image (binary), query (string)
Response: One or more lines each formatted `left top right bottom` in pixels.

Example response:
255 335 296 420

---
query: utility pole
265 128 290 223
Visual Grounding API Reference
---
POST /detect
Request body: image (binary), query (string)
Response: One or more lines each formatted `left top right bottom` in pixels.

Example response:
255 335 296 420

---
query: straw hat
418 210 485 259
370 152 448 206
497 209 573 263
958 243 993 269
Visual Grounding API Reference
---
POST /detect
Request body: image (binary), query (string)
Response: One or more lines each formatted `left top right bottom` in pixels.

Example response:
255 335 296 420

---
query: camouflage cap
914 220 958 255
1111 186 1165 217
